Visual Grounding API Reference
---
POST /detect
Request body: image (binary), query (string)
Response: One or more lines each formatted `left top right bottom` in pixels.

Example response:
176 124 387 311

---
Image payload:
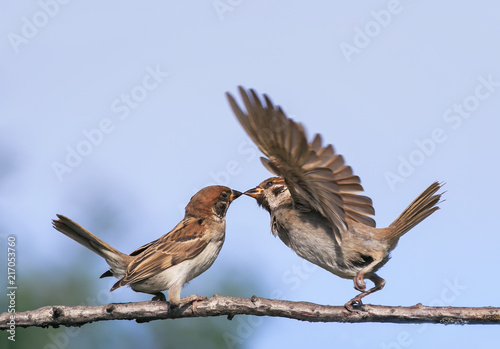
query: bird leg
352 251 384 292
167 284 182 306
180 294 208 314
151 292 166 302
345 274 386 311
180 294 208 304
354 273 366 292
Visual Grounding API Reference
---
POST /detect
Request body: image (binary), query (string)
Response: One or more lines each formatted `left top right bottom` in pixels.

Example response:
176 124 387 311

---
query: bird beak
230 190 243 202
244 187 263 198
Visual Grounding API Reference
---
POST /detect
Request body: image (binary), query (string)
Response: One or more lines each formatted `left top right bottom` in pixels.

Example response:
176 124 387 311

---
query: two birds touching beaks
53 87 444 311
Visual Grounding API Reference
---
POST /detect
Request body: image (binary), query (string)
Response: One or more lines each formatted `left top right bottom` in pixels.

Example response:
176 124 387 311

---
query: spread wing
227 86 375 243
111 217 208 290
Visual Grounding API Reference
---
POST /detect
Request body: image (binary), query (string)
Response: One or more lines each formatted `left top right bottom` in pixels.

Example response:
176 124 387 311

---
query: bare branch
2 296 499 329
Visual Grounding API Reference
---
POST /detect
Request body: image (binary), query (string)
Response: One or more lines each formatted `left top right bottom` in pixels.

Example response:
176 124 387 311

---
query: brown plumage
227 86 444 310
53 186 241 305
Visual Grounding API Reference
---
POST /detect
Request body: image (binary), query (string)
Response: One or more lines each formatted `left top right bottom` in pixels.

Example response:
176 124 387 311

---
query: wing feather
112 217 208 289
227 87 376 243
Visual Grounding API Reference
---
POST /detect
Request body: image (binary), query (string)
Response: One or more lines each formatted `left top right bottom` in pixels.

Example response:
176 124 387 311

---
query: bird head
185 186 242 219
244 177 290 212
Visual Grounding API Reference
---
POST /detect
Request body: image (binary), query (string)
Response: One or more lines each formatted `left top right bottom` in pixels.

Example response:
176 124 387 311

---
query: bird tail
388 182 443 241
53 214 130 278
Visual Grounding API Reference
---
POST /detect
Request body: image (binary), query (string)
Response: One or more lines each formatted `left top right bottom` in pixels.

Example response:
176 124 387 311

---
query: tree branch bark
2 296 499 329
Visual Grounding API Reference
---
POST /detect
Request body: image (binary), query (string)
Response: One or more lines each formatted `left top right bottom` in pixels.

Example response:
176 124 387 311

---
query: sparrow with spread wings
53 186 241 305
227 86 443 310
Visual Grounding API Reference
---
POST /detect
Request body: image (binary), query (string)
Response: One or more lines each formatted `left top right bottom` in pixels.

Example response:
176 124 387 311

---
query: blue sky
1 1 499 348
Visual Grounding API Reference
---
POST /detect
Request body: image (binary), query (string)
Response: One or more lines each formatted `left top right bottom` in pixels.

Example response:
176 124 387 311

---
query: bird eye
265 181 273 188
220 192 229 199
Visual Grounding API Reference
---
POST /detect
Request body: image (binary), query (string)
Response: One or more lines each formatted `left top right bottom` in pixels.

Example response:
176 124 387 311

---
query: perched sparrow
227 86 443 310
53 186 241 305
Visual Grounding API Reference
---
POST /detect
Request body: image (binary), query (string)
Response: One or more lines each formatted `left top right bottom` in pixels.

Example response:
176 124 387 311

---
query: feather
227 86 377 240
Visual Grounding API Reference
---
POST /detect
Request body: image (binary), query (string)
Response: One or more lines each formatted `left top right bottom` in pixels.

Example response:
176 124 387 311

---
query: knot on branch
51 307 63 319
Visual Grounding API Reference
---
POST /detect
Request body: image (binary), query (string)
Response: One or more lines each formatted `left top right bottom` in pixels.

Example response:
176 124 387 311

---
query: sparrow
226 86 443 310
53 186 241 306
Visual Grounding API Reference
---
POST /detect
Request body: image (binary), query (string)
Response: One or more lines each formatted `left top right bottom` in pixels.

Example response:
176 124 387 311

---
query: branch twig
2 295 499 329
